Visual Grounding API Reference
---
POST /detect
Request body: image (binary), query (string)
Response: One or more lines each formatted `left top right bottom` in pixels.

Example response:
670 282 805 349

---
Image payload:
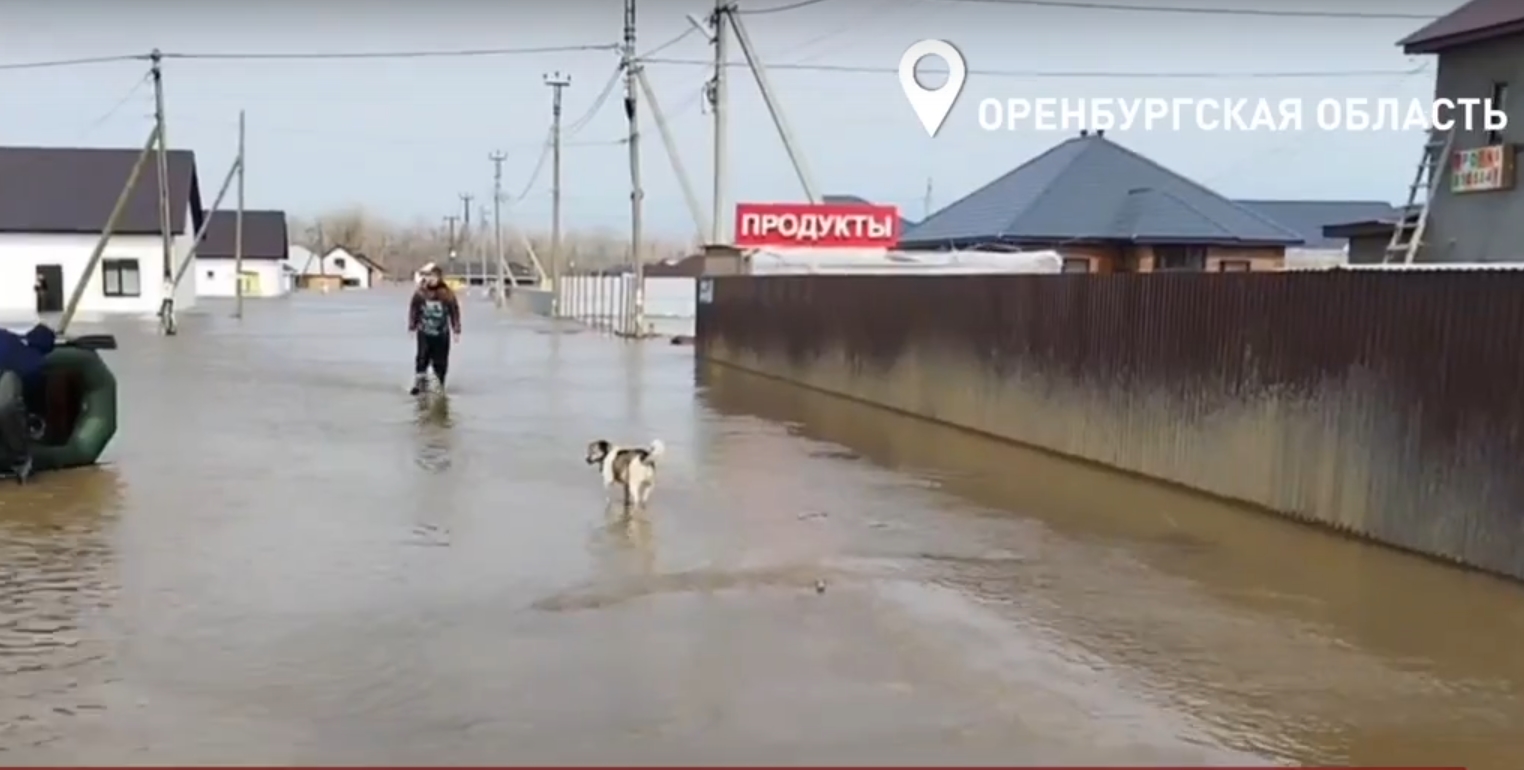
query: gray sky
1 0 1447 238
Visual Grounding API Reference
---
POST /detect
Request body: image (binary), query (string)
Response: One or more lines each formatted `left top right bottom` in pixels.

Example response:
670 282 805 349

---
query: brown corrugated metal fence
696 271 1524 579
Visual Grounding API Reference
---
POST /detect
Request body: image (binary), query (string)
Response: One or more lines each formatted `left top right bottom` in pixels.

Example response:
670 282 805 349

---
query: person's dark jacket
407 285 461 336
0 325 57 384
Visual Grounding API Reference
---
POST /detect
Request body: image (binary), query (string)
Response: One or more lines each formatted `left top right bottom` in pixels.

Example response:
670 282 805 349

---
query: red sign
734 202 902 248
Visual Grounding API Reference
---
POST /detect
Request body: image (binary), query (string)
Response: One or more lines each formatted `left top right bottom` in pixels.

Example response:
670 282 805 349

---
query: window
333 257 347 270
102 258 142 297
1489 81 1508 144
206 269 215 279
1153 245 1207 272
1218 260 1252 272
1061 258 1091 273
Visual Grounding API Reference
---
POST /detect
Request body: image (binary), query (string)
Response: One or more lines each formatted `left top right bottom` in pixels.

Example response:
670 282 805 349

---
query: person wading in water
407 263 461 395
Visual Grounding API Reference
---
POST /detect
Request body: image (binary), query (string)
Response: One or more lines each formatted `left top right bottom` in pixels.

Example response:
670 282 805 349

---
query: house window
1153 245 1207 272
333 257 347 270
102 258 142 297
1218 260 1252 272
1061 258 1091 273
206 270 215 279
1488 81 1508 144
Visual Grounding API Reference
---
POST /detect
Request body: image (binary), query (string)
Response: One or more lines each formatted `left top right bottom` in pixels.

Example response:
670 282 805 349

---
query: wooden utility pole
234 110 246 319
545 71 570 316
149 49 177 333
460 193 475 286
622 0 645 336
489 150 507 306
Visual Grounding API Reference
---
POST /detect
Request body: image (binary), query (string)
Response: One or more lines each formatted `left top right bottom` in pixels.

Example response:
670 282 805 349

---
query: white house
290 246 384 289
0 146 202 321
195 210 294 298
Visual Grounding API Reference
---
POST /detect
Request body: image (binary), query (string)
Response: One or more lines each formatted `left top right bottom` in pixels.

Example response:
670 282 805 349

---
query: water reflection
695 362 1524 769
0 467 124 751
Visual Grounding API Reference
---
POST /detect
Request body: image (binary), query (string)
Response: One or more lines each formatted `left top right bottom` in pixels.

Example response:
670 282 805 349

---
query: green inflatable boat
29 335 119 472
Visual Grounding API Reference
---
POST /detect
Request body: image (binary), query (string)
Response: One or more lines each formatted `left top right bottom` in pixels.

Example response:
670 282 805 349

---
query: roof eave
1402 20 1524 54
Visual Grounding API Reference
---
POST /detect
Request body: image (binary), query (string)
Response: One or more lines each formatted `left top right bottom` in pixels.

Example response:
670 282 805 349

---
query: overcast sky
0 0 1449 238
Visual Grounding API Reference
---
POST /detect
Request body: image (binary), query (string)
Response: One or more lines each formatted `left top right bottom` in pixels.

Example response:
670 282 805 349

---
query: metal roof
1399 0 1524 54
1233 200 1397 249
198 210 289 260
899 134 1303 248
0 146 202 235
821 194 918 232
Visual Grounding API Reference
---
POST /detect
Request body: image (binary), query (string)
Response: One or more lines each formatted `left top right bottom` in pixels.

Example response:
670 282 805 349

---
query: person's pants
0 371 32 473
414 333 451 383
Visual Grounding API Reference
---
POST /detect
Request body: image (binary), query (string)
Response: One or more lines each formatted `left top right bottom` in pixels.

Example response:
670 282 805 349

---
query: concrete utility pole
149 49 175 319
460 193 475 286
444 214 459 275
234 110 246 319
489 150 507 306
545 71 570 317
710 0 730 244
622 0 645 336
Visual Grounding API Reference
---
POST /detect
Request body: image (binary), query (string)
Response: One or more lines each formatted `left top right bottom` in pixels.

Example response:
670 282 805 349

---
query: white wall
197 259 291 298
0 223 199 320
295 247 374 288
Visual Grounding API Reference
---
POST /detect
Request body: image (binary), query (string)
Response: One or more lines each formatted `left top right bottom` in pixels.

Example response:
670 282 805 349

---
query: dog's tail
647 438 666 459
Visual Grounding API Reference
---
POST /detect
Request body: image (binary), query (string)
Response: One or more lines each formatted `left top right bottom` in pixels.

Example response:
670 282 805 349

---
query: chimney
1097 129 1106 137
1080 129 1089 137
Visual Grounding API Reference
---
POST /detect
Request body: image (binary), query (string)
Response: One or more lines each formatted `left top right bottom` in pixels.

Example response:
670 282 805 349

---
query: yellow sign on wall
1451 144 1516 194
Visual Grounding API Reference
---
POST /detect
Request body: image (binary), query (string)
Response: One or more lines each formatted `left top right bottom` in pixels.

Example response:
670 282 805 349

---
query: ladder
1385 127 1455 264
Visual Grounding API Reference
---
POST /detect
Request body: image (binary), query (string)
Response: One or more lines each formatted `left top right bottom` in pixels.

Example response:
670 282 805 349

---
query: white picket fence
553 274 695 337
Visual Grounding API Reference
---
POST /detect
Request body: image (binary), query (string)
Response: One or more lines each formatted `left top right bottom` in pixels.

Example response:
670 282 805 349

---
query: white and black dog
585 438 664 514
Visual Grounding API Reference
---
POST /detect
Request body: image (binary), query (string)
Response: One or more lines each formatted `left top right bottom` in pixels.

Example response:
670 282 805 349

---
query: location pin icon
898 39 967 138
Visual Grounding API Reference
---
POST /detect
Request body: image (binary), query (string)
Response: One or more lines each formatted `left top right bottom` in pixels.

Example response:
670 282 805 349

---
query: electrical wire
643 57 1428 79
738 0 836 14
565 63 624 136
157 43 619 61
640 27 699 60
514 131 555 201
931 0 1435 19
75 72 152 139
0 53 145 71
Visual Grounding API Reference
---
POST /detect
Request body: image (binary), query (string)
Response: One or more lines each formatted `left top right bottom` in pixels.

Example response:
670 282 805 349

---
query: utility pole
234 110 246 319
460 193 475 287
710 0 729 244
622 0 645 336
545 71 570 317
727 9 819 202
489 150 507 306
444 215 459 277
923 177 934 220
149 49 176 333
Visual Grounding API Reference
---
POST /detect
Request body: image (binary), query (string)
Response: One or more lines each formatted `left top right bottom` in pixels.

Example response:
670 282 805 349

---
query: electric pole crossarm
634 67 709 243
726 8 819 203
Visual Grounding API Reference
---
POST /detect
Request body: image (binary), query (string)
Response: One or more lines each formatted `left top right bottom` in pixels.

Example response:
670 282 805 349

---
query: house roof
821 194 917 233
900 134 1303 248
198 210 289 260
644 255 707 277
1399 0 1524 54
1322 205 1419 239
0 146 203 235
1233 200 1396 249
447 260 534 277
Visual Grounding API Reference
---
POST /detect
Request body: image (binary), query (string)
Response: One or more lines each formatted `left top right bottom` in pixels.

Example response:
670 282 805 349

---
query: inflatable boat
24 334 119 473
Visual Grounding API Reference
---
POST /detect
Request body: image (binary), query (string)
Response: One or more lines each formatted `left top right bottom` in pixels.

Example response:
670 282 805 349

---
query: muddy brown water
0 288 1520 765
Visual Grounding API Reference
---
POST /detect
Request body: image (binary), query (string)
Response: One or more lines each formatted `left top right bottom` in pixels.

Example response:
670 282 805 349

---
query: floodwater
1 289 1522 765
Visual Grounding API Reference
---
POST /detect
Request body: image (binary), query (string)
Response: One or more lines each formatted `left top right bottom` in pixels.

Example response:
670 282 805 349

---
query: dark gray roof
199 210 288 260
1233 200 1396 249
0 146 203 235
1400 0 1524 54
446 260 534 277
822 194 917 233
899 134 1302 248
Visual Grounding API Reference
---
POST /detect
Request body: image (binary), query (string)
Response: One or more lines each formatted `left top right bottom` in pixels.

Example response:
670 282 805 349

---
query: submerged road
1 289 1523 765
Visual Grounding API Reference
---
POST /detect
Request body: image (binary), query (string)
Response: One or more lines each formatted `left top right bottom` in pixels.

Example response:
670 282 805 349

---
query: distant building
291 246 385 289
1233 199 1397 267
1390 0 1524 261
195 210 293 298
899 131 1302 272
0 145 204 318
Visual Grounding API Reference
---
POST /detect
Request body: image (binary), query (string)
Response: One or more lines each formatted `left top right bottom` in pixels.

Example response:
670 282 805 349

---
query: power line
738 0 836 13
644 57 1429 79
566 64 623 135
932 0 1435 19
75 72 152 139
640 27 699 59
0 54 145 71
158 43 619 61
